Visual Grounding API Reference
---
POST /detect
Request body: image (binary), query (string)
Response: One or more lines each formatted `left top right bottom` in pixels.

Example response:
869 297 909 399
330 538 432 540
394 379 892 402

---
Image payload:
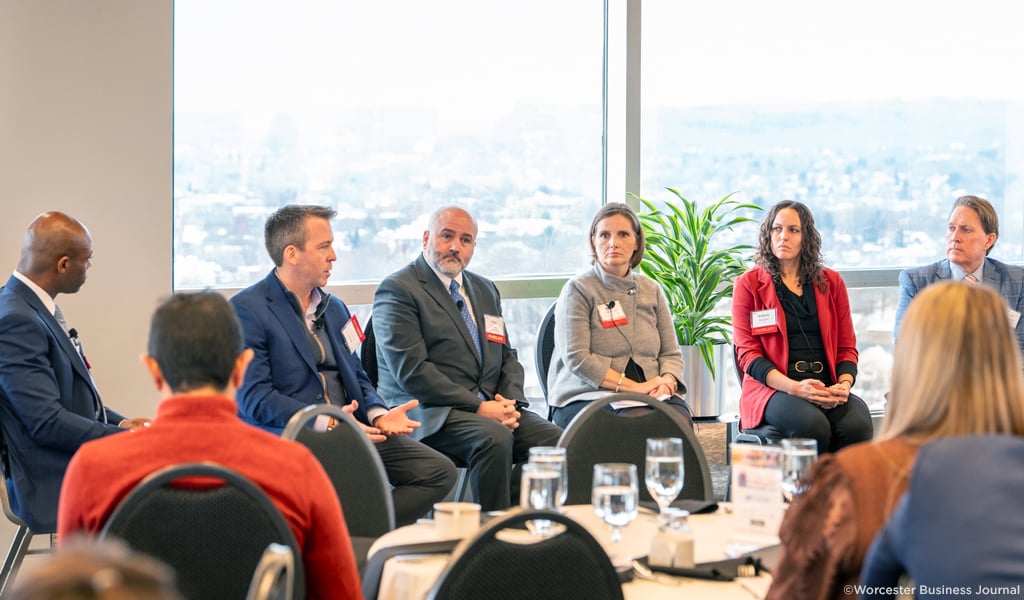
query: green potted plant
629 188 761 412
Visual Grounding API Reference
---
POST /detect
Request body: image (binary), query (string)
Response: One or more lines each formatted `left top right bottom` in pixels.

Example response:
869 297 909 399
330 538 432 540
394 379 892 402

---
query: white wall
0 0 171 556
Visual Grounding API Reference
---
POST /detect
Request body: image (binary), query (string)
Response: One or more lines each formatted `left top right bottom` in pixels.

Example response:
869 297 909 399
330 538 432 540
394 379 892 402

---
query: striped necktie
964 273 978 284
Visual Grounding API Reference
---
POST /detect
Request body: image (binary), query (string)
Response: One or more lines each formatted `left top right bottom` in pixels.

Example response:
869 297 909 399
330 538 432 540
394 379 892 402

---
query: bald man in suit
0 212 146 532
373 206 562 511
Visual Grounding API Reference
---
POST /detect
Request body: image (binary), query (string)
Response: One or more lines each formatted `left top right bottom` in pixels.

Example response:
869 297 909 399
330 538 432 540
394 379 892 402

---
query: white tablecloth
366 504 776 600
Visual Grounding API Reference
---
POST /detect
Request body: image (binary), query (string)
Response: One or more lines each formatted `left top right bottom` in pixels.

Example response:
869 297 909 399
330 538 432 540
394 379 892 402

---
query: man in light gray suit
895 195 1024 354
372 206 562 511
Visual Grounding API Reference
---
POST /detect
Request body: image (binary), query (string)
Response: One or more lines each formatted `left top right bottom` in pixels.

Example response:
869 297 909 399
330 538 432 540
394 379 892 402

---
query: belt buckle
811 361 824 374
794 361 808 373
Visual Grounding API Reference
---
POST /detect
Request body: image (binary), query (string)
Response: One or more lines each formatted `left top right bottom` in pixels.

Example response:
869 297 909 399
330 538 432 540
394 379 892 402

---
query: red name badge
350 316 365 342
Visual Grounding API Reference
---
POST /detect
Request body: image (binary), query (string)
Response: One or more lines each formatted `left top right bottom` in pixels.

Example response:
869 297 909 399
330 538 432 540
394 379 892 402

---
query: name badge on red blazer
751 308 779 335
484 314 506 344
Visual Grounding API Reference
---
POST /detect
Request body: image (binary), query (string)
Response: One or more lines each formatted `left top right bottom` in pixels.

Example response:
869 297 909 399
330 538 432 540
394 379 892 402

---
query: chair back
360 315 379 388
100 462 305 600
282 404 396 537
426 508 623 600
557 393 714 505
361 540 459 600
534 301 557 402
246 543 294 600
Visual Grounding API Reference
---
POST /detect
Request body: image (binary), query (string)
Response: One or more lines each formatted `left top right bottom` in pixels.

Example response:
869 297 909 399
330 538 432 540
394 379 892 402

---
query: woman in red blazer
732 201 872 452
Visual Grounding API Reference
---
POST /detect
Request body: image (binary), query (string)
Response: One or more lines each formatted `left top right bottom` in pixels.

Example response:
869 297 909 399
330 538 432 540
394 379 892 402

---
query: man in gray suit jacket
895 195 1024 354
373 206 562 511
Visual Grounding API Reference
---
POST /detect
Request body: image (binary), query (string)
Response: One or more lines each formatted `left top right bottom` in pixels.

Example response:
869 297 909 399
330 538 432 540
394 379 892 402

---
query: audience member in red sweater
56 291 361 600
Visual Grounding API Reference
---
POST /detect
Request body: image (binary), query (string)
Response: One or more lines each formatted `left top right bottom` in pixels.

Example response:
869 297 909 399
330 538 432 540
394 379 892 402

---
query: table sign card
730 444 785 543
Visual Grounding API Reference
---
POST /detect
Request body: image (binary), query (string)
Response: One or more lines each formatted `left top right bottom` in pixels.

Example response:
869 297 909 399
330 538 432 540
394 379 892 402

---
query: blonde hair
880 281 1024 441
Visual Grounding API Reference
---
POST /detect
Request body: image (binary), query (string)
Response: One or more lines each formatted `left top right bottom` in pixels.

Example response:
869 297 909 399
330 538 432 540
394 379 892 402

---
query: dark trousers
762 391 873 453
421 409 562 512
376 434 459 526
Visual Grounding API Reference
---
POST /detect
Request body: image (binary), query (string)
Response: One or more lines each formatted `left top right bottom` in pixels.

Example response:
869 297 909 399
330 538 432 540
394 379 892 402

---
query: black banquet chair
426 508 623 600
731 345 785 445
0 428 52 597
281 403 395 574
99 462 305 600
246 543 295 600
557 393 715 505
533 301 557 420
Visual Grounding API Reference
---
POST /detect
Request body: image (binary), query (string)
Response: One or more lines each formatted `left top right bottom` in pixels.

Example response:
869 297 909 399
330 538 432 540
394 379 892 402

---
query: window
641 1 1024 410
174 0 603 289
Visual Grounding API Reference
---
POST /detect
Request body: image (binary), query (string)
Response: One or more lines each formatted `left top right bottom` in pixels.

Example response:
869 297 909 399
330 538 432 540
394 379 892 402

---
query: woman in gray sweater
546 203 692 428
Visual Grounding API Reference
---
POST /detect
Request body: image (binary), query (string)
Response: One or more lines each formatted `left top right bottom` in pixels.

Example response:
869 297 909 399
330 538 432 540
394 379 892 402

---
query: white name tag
597 301 628 329
1010 308 1021 329
751 308 779 335
341 316 365 353
484 314 506 344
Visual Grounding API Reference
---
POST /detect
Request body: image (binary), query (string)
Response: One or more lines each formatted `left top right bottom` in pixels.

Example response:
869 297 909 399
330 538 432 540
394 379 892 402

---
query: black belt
791 360 824 374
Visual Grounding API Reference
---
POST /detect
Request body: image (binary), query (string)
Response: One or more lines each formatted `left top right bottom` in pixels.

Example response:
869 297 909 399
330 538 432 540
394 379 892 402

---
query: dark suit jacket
0 275 124 532
231 270 387 434
895 257 1024 355
861 436 1024 596
373 255 525 439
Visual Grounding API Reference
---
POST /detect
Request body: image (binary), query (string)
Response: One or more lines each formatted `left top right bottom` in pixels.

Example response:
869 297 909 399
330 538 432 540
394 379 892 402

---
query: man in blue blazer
0 212 143 533
373 206 562 511
895 195 1024 354
231 205 456 526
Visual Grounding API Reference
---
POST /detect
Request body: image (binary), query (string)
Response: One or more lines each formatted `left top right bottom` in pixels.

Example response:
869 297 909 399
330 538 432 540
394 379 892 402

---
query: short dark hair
951 195 999 254
264 205 337 266
589 202 646 269
147 292 243 393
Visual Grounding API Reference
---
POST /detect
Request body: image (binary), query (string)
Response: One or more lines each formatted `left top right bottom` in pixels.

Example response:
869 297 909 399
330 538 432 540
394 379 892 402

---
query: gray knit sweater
546 263 685 408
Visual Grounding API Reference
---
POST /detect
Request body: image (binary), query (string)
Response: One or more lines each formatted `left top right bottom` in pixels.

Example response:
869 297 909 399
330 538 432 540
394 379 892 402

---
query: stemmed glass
528 446 568 508
645 437 684 528
592 463 639 544
780 438 818 502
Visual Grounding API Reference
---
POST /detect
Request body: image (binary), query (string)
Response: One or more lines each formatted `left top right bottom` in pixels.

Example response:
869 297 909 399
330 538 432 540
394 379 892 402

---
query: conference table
365 503 778 600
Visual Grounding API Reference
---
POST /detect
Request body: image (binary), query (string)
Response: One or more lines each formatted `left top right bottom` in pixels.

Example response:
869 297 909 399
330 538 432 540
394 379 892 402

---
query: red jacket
731 266 858 429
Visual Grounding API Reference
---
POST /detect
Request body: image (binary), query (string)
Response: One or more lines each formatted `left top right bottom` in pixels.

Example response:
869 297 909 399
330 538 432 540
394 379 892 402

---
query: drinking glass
780 438 818 502
528 446 568 508
645 437 684 528
592 463 638 543
520 463 561 535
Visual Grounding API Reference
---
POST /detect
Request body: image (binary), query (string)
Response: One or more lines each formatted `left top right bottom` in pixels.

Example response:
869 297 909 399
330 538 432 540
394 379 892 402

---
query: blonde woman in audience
9 538 184 600
766 281 1024 600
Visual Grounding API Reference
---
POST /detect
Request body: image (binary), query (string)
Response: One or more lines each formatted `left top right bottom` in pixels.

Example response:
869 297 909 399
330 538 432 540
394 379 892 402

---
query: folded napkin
639 498 719 514
635 551 769 582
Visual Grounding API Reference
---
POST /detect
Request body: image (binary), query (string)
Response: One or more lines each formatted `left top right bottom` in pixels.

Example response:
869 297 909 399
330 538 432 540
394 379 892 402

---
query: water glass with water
520 462 561 535
528 446 567 508
780 438 818 502
645 437 684 527
592 462 638 543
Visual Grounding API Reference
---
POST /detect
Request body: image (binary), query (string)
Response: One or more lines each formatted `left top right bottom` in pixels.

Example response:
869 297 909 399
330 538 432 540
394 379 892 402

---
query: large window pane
641 0 1024 268
174 0 602 289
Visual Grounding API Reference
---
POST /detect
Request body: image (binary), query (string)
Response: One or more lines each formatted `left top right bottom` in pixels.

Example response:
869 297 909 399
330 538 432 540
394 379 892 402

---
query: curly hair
754 200 826 291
